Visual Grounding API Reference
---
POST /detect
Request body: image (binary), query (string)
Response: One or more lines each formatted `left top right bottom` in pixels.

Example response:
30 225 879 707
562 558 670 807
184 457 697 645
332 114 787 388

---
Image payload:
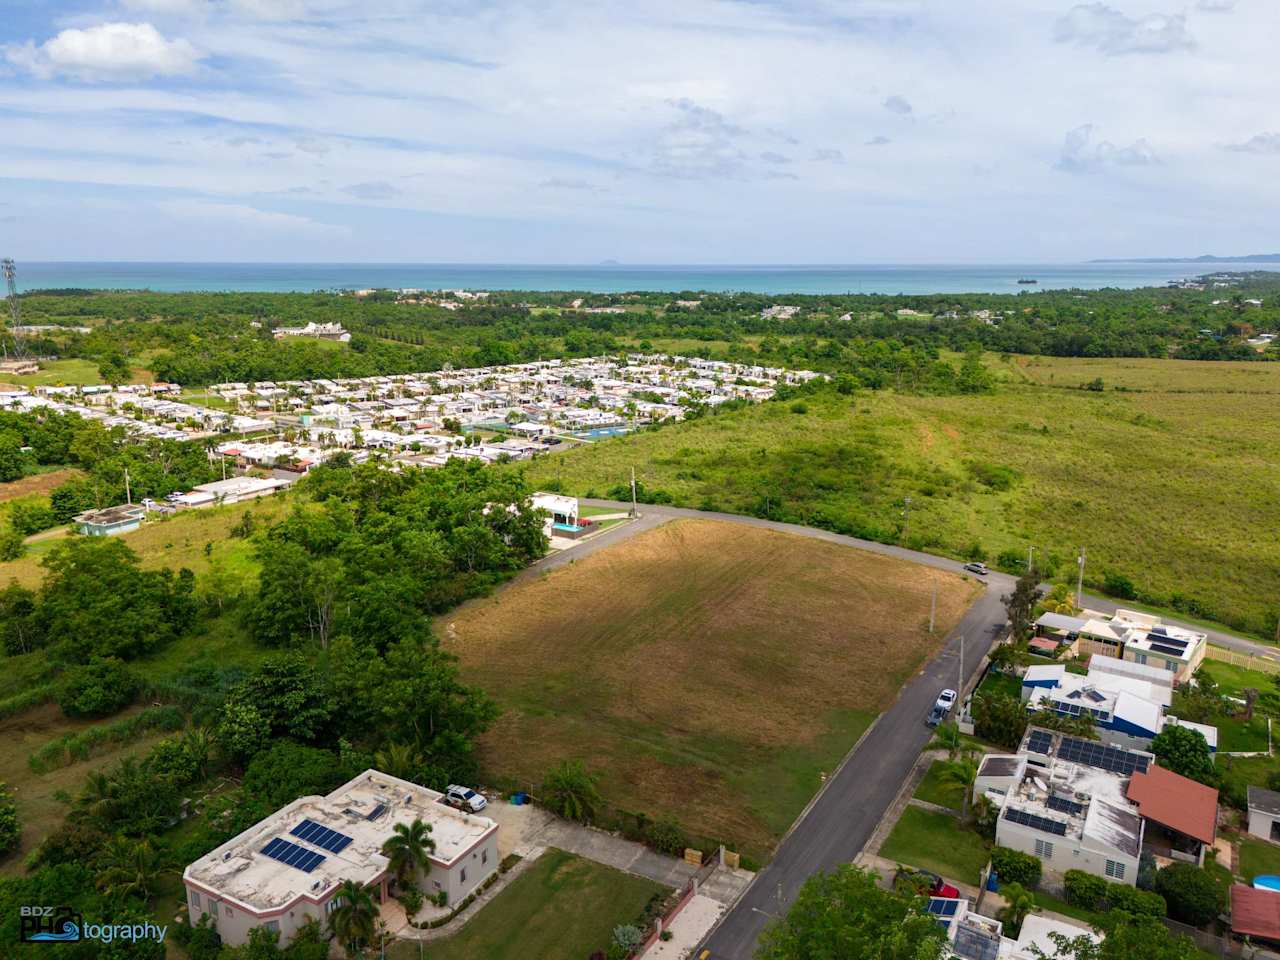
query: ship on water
1017 277 1038 284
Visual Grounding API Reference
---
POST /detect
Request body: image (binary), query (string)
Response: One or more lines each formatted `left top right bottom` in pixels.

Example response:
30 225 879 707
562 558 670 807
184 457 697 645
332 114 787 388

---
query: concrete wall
1248 809 1280 842
419 830 500 905
995 821 1139 887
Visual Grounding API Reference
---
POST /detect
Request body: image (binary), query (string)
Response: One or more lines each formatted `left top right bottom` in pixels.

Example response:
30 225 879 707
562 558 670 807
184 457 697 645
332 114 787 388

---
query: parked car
443 784 487 812
962 561 988 575
936 688 957 711
903 869 960 900
927 703 947 727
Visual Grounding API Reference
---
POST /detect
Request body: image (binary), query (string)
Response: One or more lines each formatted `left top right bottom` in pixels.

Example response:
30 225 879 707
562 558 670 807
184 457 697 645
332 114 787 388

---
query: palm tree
931 721 962 760
542 760 603 824
996 881 1038 937
380 818 435 888
328 878 378 958
938 751 980 819
373 742 422 783
95 837 163 901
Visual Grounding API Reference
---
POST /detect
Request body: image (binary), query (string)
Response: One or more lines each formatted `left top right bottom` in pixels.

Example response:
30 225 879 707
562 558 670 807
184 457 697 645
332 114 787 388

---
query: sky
0 0 1277 264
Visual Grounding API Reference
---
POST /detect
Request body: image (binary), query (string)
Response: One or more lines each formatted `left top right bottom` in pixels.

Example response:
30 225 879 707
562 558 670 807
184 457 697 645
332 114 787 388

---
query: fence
632 847 726 957
1162 917 1240 958
1205 646 1280 676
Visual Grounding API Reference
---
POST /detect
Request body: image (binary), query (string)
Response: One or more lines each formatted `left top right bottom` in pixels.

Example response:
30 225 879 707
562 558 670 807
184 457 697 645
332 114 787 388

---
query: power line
1 258 27 360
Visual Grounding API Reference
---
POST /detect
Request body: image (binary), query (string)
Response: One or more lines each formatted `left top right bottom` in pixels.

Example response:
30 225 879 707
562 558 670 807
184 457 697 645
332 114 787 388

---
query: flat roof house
1246 786 1280 844
73 504 145 536
183 770 498 948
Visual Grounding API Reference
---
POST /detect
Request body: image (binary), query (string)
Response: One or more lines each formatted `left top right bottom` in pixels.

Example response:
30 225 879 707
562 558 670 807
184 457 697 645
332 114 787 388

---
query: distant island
1090 253 1280 264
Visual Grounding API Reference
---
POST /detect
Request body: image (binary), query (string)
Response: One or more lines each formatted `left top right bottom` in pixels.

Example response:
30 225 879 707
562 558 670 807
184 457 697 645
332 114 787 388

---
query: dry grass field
0 468 83 506
442 518 979 857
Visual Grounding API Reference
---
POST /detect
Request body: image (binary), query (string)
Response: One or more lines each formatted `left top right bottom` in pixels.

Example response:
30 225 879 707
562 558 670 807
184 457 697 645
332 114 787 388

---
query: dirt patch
0 468 83 505
444 518 979 856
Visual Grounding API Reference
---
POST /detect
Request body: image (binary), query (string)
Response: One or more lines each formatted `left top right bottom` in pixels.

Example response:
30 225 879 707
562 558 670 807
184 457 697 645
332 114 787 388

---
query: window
325 898 341 916
1106 860 1125 880
225 906 232 917
461 867 467 884
1133 653 1147 665
1164 660 1177 672
189 891 201 909
1034 839 1054 859
482 849 488 865
264 920 280 934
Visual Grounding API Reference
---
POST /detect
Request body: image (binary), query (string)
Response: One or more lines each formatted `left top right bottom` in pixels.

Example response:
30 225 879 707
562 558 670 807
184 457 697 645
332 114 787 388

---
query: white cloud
883 94 913 115
339 180 401 200
651 98 750 180
120 0 210 13
866 135 891 146
1196 0 1234 10
230 0 309 19
6 22 202 81
1057 123 1158 172
159 198 345 233
1054 3 1194 55
810 148 845 162
539 177 603 191
1224 132 1280 155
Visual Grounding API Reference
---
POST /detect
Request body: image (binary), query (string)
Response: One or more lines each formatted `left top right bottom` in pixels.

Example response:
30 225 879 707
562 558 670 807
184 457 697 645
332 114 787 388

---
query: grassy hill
523 354 1280 638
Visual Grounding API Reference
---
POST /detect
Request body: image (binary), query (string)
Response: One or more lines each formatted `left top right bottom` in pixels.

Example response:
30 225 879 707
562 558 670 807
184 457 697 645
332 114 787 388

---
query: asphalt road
550 501 1272 958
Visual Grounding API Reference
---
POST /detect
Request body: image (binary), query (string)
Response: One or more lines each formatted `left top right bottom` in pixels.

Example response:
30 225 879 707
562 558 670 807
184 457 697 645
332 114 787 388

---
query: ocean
10 261 1272 296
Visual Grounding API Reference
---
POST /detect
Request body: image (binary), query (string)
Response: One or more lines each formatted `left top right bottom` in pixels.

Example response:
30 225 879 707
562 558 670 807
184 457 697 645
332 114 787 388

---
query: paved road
541 501 1275 957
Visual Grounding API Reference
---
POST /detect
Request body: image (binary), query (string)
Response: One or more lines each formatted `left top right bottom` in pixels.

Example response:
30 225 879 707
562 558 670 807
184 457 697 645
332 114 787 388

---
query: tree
56 658 139 718
757 864 948 960
997 881 1038 937
380 818 435 888
931 720 962 760
0 434 27 482
328 878 377 958
1003 570 1044 641
0 782 19 857
217 655 334 761
1150 725 1216 786
542 760 604 824
972 693 1029 750
373 742 424 783
1029 913 1200 959
0 582 44 655
94 837 163 901
242 742 343 809
939 752 980 818
1151 863 1223 928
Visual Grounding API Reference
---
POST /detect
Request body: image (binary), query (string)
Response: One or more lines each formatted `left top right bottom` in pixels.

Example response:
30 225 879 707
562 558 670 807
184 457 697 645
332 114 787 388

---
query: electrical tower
1 258 25 360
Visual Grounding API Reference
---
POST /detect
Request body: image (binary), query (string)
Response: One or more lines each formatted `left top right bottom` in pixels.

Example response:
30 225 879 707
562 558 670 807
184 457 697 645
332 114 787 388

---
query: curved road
538 501 1272 959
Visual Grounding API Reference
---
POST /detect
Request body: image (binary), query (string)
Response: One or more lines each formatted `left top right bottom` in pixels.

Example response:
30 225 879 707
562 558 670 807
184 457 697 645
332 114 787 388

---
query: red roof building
1232 884 1280 942
1126 764 1218 847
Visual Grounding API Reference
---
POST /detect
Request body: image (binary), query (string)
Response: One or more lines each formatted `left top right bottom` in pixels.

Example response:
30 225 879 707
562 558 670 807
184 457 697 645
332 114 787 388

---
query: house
531 492 580 535
1247 786 1280 843
975 726 1219 884
273 322 351 343
183 770 499 948
172 476 292 509
73 504 145 536
0 359 39 375
1042 609 1207 683
1231 885 1280 948
927 896 1097 959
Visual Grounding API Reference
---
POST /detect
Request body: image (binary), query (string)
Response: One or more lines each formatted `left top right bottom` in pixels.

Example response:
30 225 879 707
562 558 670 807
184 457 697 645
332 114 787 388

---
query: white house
183 770 499 948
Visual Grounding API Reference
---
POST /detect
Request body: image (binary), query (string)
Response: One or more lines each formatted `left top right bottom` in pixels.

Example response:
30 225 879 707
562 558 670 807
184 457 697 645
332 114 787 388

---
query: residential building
927 896 1097 959
1231 885 1280 949
171 476 292 509
73 504 145 536
273 322 351 342
1247 786 1280 843
183 770 498 948
1126 764 1218 865
1033 609 1207 683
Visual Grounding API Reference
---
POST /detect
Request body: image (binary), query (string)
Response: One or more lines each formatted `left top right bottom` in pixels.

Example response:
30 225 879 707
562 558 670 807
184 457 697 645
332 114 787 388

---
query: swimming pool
575 426 632 439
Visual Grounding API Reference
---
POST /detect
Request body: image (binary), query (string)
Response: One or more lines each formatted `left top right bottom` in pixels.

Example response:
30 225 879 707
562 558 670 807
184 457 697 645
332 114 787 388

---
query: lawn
0 467 83 506
524 353 1280 639
1199 660 1280 700
1238 836 1280 883
443 518 979 859
1215 714 1270 753
913 760 965 810
880 806 991 885
977 670 1022 701
387 848 665 960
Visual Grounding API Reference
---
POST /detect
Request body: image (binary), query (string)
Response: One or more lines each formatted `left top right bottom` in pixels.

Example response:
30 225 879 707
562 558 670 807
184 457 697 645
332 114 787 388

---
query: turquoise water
13 261 1272 296
575 426 633 439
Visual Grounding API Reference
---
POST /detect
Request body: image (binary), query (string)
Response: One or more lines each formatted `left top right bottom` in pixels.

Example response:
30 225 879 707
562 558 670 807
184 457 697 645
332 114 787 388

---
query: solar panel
954 924 1001 960
1057 736 1150 775
1027 730 1054 755
290 819 353 853
1003 807 1068 836
1047 795 1084 816
261 837 326 873
1085 689 1106 703
926 898 961 917
1148 643 1187 657
366 803 387 821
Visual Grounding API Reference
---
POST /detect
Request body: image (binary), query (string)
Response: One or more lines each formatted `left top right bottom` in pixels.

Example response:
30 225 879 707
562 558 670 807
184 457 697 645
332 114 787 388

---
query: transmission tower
1 258 25 360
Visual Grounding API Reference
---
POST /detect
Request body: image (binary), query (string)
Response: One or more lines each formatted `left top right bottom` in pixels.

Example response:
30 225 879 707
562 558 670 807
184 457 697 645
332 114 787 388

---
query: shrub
398 884 424 916
613 925 645 952
645 819 688 857
990 846 1042 889
0 527 24 561
9 500 58 535
0 782 19 856
57 657 140 718
1103 572 1137 600
1107 883 1165 918
1153 863 1223 927
1064 870 1108 911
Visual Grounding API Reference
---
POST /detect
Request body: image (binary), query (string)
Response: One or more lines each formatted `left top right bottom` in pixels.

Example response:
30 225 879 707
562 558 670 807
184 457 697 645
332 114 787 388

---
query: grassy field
0 467 82 506
388 848 664 960
880 806 991 884
0 357 154 388
913 760 965 810
0 703 173 874
442 518 978 858
1238 836 1280 883
523 353 1280 638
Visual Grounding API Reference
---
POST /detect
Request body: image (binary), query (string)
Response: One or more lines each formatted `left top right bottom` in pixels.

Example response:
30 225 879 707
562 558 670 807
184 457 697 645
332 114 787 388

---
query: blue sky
0 0 1276 263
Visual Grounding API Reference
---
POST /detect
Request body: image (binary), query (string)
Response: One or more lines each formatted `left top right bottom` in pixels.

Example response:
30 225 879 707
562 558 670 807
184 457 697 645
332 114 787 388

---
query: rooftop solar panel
954 925 1001 960
290 819 353 853
1148 643 1188 657
366 803 387 821
1004 807 1068 836
1047 795 1084 816
1026 730 1054 755
260 837 326 873
1057 736 1150 775
926 898 961 917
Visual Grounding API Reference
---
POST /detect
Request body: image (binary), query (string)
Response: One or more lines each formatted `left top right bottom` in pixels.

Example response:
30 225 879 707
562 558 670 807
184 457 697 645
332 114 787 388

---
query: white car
444 784 487 812
935 689 958 711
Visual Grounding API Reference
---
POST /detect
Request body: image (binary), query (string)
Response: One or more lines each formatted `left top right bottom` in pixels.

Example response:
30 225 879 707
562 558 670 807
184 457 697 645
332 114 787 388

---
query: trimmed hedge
1064 869 1165 917
991 846 1042 889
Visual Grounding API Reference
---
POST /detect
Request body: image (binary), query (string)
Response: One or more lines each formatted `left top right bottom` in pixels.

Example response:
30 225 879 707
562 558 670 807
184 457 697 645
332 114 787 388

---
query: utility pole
902 496 912 538
959 633 965 692
1076 547 1086 610
123 467 132 505
1027 545 1035 574
629 466 638 518
929 579 937 635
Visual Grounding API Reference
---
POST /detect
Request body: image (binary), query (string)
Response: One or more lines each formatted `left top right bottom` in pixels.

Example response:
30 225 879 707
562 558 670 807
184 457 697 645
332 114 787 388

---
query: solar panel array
926 898 961 918
366 803 387 821
954 925 1001 960
1057 736 1150 775
261 837 326 873
1047 795 1084 816
1026 729 1054 754
1004 807 1068 836
290 819 353 853
1149 642 1187 657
